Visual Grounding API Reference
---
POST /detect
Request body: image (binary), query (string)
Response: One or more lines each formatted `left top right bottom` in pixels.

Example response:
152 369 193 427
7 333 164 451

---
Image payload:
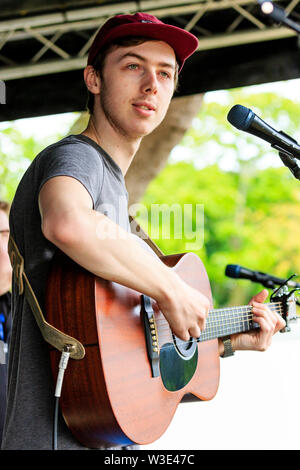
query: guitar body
46 251 220 448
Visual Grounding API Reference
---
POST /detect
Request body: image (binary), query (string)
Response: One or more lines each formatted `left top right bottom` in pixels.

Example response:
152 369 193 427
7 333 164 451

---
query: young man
2 13 285 450
0 201 12 446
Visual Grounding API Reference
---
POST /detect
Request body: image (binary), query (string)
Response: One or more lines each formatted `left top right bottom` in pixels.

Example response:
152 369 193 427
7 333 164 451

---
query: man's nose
141 70 158 94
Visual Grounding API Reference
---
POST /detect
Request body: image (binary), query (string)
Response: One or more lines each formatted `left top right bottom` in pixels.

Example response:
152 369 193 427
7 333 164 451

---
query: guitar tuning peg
270 274 297 301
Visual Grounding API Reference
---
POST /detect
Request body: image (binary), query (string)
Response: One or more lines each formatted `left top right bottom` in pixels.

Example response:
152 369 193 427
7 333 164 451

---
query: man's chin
133 122 160 139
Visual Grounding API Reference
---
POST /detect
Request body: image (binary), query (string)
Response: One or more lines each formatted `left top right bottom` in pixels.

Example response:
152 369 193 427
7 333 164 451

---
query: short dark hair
86 36 179 114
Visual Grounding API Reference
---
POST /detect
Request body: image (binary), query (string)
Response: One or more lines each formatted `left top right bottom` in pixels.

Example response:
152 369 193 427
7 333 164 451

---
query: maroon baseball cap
87 12 198 72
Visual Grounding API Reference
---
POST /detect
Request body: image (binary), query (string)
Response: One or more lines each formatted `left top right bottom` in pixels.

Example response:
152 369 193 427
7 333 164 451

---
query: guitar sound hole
172 335 197 359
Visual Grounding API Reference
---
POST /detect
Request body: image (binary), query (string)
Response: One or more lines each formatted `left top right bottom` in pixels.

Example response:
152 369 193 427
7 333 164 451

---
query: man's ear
83 65 101 94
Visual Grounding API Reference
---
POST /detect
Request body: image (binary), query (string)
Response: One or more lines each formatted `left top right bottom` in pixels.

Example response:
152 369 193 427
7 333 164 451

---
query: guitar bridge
141 295 160 378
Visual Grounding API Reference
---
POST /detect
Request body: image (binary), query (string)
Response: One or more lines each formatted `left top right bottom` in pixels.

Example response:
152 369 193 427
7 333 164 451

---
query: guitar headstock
270 281 299 332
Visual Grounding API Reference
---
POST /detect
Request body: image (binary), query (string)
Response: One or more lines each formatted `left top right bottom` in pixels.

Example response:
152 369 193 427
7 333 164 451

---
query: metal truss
0 0 299 81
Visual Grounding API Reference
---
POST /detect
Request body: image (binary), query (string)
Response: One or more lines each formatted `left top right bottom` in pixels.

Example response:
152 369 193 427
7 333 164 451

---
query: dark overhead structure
0 0 300 121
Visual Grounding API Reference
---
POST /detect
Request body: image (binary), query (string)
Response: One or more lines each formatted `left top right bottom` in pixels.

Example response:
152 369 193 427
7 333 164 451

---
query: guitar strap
129 215 164 258
8 235 85 360
7 216 162 361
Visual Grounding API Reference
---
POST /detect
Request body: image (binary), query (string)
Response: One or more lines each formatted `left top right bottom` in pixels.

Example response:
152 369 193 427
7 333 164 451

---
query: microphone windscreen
227 104 253 131
225 264 240 278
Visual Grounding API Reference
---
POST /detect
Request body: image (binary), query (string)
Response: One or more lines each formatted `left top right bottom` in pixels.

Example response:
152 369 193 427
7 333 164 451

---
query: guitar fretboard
197 302 282 342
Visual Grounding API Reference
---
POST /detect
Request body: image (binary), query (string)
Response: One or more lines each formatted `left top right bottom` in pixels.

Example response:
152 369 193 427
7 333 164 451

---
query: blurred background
1 0 300 450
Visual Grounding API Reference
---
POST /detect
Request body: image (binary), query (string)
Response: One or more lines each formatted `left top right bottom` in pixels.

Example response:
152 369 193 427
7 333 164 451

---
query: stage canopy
0 0 300 121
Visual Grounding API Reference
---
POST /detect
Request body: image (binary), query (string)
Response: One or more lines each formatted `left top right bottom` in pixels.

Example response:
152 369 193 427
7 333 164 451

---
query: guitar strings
155 318 258 343
154 316 272 351
155 311 284 327
154 316 256 342
153 323 259 352
155 312 284 335
153 303 284 327
151 314 286 351
142 300 289 352
153 301 283 316
153 308 284 329
150 304 286 349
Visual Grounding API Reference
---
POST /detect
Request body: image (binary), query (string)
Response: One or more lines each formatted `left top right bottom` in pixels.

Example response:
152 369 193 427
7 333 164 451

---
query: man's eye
127 64 139 70
160 71 170 79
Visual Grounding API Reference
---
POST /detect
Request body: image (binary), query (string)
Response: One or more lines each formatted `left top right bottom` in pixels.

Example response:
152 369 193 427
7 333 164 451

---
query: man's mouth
133 102 156 111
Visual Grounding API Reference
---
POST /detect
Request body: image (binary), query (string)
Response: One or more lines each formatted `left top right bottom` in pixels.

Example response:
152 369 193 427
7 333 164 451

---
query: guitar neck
198 301 282 342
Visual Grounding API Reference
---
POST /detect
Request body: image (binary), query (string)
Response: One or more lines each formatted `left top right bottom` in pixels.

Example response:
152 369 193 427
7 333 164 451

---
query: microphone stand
258 2 300 179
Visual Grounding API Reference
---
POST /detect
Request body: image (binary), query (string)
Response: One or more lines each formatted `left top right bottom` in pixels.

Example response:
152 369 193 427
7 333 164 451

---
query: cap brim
88 23 198 71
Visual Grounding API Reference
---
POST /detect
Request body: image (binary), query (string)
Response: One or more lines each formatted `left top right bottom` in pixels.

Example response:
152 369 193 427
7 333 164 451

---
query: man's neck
82 113 141 175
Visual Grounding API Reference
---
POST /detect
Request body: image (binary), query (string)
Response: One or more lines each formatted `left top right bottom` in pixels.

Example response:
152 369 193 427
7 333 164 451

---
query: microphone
225 264 300 289
227 104 300 160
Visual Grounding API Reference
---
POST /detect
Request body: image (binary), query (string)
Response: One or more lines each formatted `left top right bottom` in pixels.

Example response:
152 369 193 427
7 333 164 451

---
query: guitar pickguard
159 341 198 392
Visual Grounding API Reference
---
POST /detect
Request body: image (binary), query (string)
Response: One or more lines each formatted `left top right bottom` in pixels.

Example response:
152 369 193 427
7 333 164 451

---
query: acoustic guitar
46 249 295 448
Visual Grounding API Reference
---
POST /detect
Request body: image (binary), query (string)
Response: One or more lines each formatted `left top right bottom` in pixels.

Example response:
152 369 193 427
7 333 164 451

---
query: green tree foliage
0 114 77 201
0 127 38 201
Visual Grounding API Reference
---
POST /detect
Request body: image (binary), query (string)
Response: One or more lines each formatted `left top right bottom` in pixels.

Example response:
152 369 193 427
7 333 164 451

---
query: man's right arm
39 175 210 341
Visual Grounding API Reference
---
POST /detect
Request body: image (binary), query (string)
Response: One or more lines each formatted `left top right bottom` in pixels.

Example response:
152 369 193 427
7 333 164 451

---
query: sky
204 77 300 104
